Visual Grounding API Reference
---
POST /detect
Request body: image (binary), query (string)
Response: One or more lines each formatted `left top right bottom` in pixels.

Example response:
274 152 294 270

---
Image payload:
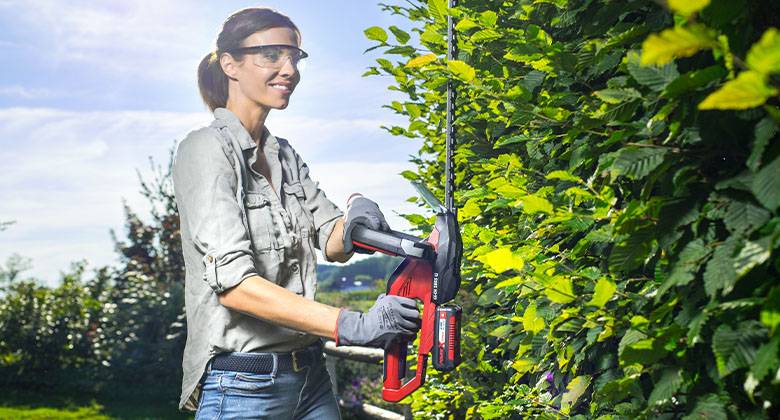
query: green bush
367 0 780 418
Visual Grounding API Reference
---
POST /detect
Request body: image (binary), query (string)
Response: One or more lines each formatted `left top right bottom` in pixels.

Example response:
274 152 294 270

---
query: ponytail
197 52 229 112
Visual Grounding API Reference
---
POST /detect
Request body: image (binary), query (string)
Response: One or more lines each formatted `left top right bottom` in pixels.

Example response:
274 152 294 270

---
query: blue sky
0 1 426 285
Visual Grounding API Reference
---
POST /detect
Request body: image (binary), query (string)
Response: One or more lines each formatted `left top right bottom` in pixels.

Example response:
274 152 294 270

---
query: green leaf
746 28 780 76
648 368 683 406
479 10 498 27
699 71 778 110
751 154 780 211
495 134 531 147
712 323 764 377
723 200 770 234
668 0 710 17
447 60 476 82
471 29 501 43
517 194 553 215
761 286 780 334
663 65 727 97
747 117 778 171
521 303 545 334
609 228 654 272
545 276 575 304
658 239 709 297
733 237 772 278
406 53 437 68
683 395 727 420
610 146 668 181
478 248 524 273
627 50 680 91
687 310 710 346
703 238 739 297
641 25 714 66
751 335 780 381
400 170 420 181
364 26 388 43
587 277 616 308
489 324 512 338
561 376 591 413
428 0 448 23
388 26 410 44
594 88 642 104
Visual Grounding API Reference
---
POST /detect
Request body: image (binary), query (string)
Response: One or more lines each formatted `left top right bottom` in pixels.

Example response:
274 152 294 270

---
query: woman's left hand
341 194 390 254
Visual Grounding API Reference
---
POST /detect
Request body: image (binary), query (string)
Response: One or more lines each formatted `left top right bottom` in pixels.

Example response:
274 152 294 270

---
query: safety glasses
225 44 308 70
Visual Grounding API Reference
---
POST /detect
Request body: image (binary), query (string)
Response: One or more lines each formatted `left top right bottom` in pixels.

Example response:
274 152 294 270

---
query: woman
173 7 421 419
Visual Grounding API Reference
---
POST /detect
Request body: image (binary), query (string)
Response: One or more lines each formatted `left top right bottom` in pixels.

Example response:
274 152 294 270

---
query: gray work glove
342 194 390 254
336 294 421 349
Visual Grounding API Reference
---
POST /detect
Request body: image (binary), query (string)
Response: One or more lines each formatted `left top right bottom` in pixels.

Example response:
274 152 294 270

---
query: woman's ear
219 53 239 80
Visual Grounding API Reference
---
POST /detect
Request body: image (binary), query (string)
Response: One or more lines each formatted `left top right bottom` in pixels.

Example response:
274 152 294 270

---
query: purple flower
544 371 554 383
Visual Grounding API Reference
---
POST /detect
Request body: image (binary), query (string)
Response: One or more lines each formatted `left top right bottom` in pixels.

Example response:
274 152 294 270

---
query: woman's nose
278 56 297 75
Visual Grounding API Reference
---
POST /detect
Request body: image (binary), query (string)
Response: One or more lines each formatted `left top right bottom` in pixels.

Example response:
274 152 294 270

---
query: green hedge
367 0 780 418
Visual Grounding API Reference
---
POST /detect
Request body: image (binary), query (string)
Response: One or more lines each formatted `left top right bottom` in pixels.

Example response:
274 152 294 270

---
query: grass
0 386 192 420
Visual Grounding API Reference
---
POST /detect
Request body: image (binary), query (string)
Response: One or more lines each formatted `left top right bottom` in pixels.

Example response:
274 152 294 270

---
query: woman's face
225 27 302 110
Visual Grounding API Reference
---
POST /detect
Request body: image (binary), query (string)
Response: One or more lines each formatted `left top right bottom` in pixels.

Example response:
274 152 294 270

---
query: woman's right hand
334 294 421 348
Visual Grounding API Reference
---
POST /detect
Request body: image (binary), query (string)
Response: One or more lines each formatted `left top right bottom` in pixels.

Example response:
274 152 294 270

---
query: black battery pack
432 304 461 372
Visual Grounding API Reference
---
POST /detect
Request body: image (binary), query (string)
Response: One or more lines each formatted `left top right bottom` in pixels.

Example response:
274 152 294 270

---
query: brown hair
197 8 300 112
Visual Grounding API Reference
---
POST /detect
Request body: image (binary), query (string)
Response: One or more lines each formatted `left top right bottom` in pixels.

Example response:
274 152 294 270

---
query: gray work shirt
172 108 343 411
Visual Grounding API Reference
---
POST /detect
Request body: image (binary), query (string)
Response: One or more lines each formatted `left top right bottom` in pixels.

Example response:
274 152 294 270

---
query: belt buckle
291 349 304 372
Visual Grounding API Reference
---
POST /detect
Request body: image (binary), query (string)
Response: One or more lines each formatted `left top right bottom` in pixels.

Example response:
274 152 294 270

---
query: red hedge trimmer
350 0 463 403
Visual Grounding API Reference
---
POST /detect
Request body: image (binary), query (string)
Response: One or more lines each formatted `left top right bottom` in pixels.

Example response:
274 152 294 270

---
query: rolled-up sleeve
173 129 257 293
291 149 344 261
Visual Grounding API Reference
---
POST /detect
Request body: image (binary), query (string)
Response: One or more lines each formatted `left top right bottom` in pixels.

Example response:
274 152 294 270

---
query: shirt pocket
244 192 276 252
283 182 315 239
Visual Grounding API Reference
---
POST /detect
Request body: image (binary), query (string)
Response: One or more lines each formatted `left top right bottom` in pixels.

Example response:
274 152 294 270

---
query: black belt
210 341 323 374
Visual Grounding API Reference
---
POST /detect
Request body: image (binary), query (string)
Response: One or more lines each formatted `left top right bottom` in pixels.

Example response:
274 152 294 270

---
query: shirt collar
213 107 279 152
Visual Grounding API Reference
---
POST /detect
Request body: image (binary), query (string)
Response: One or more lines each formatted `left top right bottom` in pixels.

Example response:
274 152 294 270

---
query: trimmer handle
351 225 434 260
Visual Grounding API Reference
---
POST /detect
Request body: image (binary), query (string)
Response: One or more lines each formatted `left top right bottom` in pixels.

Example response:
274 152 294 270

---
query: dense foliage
366 0 780 418
0 155 186 406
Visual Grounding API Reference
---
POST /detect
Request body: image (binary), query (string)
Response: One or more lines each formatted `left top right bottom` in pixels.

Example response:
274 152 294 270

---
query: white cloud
0 107 424 285
0 0 211 82
0 86 58 99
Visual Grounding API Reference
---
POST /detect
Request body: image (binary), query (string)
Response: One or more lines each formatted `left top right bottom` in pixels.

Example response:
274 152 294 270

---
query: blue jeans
195 350 341 419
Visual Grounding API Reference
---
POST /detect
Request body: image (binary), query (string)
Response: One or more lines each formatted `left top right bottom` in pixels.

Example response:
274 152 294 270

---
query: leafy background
363 0 780 418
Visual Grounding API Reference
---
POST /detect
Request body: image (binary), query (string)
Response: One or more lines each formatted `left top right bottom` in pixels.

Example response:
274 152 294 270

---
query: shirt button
291 264 299 273
207 256 214 263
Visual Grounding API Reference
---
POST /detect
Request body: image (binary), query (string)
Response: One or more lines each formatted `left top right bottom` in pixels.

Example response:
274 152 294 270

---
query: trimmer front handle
350 226 434 260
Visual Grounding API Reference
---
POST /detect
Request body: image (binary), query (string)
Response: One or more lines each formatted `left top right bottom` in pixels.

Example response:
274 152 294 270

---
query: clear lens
251 46 307 71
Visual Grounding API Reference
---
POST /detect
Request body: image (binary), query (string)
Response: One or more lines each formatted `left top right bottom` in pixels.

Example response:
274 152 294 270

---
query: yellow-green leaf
587 277 617 308
699 71 778 110
364 26 388 43
478 247 524 273
495 276 523 289
521 303 545 334
517 194 554 214
561 376 591 413
545 276 575 304
667 0 710 17
447 60 476 82
747 28 780 76
459 198 482 218
455 18 479 32
406 53 437 68
511 358 535 373
641 25 714 66
546 170 582 183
